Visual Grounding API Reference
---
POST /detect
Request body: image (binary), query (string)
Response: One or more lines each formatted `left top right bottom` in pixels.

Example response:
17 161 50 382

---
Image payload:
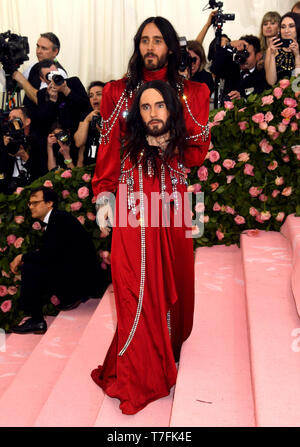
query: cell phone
279 38 293 48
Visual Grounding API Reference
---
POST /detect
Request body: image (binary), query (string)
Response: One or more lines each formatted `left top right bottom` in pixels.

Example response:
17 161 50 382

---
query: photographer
47 124 75 171
210 35 270 103
0 107 47 194
74 81 105 167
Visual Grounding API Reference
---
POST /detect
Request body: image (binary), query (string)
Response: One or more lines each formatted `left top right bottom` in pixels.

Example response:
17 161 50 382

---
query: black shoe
56 299 82 311
10 318 47 335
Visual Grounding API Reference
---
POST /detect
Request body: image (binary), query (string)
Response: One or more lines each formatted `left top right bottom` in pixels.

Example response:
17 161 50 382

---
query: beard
143 52 168 71
144 119 170 137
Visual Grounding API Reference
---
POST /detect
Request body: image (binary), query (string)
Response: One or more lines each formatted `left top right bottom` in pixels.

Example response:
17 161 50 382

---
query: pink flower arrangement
222 159 236 170
14 187 24 195
208 150 220 163
275 176 285 186
272 189 280 198
259 122 268 130
249 207 258 217
214 110 226 122
249 186 262 197
276 212 285 222
14 237 24 249
291 122 298 132
261 95 274 106
260 211 271 221
273 87 283 99
225 206 235 215
7 235 16 246
213 164 222 174
197 166 208 181
244 164 254 176
238 152 250 162
195 202 205 213
267 125 277 136
70 201 83 212
267 160 278 170
265 112 274 123
278 123 287 133
78 186 89 200
281 107 296 120
43 180 53 188
0 286 8 297
238 121 248 131
187 183 202 193
259 194 268 202
32 221 42 231
14 216 24 224
0 300 12 313
82 173 91 182
279 79 290 89
226 175 235 184
281 187 292 196
62 190 70 199
213 202 221 212
259 139 273 154
61 170 72 179
224 101 234 110
216 229 224 240
7 286 17 295
234 215 246 225
284 97 297 108
210 182 219 192
252 113 265 124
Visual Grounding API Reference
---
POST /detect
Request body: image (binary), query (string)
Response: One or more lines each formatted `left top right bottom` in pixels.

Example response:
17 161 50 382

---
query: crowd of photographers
0 1 299 194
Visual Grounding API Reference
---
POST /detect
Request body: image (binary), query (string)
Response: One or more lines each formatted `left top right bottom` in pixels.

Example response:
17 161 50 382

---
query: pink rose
252 113 265 124
1 270 10 278
271 131 280 141
14 216 24 224
267 125 277 136
0 286 8 297
7 286 17 295
77 215 85 225
62 190 70 199
32 221 42 230
209 150 220 163
284 97 297 108
82 173 91 182
282 155 290 163
244 164 254 176
213 202 221 212
51 295 60 306
234 215 246 225
249 186 262 197
216 230 225 240
214 110 226 122
210 183 219 192
249 207 258 216
86 212 96 221
0 300 12 313
278 123 287 133
272 189 280 198
292 145 300 155
7 235 16 246
43 180 53 188
14 237 24 249
259 194 268 202
238 107 247 112
279 79 290 89
265 111 274 123
259 121 268 130
261 95 274 106
14 187 24 195
222 159 236 170
204 215 210 223
276 212 285 222
291 122 298 132
238 152 250 162
226 175 235 184
225 206 235 215
281 107 296 120
0 247 7 253
275 176 284 186
260 211 271 221
255 214 265 223
213 164 222 174
187 183 201 193
259 139 273 154
224 101 234 110
267 160 278 170
282 187 292 196
238 121 248 131
197 166 208 181
273 87 283 99
78 186 89 200
70 201 83 212
195 202 205 213
61 170 72 179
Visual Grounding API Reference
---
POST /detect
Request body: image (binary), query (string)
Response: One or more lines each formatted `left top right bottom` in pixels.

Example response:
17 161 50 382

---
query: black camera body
55 130 71 146
225 44 250 65
209 0 235 26
46 70 65 86
1 117 28 155
179 36 196 73
91 114 102 130
279 38 293 48
0 30 29 75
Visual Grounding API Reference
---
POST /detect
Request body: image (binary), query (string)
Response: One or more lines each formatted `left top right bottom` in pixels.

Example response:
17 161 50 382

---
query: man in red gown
91 17 210 415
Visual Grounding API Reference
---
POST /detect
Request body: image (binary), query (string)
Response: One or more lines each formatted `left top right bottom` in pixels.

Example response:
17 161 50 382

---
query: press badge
90 145 97 158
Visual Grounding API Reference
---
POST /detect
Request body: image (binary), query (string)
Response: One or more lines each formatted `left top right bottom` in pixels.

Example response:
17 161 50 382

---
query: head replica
126 17 181 92
123 80 187 171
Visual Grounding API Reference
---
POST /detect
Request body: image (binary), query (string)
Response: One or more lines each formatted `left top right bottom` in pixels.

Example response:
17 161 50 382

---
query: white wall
0 0 295 90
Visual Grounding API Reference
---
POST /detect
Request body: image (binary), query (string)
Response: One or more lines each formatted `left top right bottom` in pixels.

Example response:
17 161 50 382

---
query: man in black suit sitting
9 187 107 334
210 35 270 104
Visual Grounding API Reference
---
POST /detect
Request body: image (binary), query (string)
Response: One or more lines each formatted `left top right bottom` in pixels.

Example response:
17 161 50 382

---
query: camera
179 37 196 73
208 1 235 27
1 117 28 155
279 38 293 48
55 130 71 146
0 30 29 75
46 71 65 86
91 114 102 130
225 44 249 65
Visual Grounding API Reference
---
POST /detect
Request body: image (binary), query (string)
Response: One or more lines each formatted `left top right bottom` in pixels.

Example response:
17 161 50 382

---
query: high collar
142 66 168 82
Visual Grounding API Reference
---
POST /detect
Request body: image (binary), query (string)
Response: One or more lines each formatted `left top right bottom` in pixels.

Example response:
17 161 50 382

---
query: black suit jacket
22 209 105 301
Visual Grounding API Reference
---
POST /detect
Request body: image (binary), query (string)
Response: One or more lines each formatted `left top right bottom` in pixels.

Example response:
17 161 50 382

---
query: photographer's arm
12 71 38 104
196 10 217 44
74 110 98 148
47 135 57 171
264 42 278 86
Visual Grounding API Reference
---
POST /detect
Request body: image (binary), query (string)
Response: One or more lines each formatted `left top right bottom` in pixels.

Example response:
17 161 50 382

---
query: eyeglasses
27 200 44 207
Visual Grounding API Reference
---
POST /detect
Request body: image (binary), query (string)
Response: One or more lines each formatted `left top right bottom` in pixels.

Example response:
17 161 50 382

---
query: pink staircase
0 214 299 427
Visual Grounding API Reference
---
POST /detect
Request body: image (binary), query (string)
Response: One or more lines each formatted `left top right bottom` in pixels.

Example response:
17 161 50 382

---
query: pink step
170 245 255 427
241 231 300 427
281 214 300 316
0 317 55 399
34 286 115 427
0 299 99 427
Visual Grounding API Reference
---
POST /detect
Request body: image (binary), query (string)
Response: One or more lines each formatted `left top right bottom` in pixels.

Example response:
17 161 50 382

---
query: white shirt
43 209 53 227
23 63 67 89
